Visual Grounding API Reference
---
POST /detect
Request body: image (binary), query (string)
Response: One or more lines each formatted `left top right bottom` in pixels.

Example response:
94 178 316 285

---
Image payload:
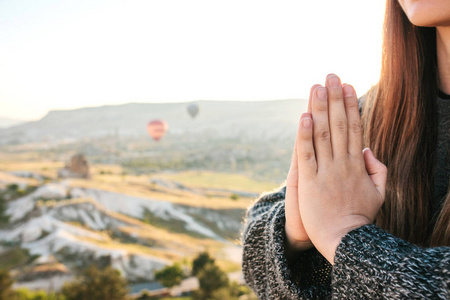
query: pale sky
0 0 386 121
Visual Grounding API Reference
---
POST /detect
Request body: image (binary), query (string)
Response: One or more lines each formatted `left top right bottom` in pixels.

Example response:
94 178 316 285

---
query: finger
308 84 322 114
285 141 300 229
297 113 317 178
325 74 348 159
363 148 388 198
343 84 363 157
286 142 299 188
311 86 333 166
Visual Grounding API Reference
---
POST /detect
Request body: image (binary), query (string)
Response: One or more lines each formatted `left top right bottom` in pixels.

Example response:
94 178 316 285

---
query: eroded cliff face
0 178 246 290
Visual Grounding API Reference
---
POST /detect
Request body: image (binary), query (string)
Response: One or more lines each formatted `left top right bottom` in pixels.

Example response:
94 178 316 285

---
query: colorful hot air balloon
187 103 199 119
147 120 168 141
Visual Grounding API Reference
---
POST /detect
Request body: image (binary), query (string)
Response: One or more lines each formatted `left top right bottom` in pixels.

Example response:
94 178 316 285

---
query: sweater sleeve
241 186 333 299
331 224 450 299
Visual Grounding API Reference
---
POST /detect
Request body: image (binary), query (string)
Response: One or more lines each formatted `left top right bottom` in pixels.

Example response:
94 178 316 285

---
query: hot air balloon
187 103 199 119
147 120 168 141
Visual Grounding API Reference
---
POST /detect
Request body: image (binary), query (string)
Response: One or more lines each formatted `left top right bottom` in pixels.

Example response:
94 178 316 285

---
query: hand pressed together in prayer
285 74 388 264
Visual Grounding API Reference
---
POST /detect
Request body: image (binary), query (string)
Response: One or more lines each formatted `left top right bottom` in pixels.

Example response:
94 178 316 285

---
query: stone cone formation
58 154 90 179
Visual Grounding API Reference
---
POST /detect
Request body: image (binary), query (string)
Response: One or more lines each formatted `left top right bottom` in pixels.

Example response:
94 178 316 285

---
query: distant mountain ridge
0 100 308 145
0 117 25 129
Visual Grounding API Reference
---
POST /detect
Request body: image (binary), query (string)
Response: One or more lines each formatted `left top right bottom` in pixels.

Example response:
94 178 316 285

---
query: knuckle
301 151 315 161
313 98 328 112
329 88 344 101
345 97 359 108
349 122 362 134
335 120 347 131
354 163 365 174
337 161 350 173
330 93 344 102
317 130 330 142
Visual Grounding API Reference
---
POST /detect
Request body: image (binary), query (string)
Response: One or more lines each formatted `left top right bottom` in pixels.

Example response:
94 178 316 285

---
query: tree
154 263 183 288
0 270 16 300
61 265 128 300
7 184 19 191
0 196 9 226
192 251 215 276
196 263 229 299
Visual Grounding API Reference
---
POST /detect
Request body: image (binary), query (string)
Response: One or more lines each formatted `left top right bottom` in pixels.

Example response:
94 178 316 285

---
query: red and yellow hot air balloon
147 120 168 141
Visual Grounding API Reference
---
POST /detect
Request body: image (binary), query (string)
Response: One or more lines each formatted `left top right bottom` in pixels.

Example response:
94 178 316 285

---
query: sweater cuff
331 224 416 296
243 200 332 299
268 202 331 298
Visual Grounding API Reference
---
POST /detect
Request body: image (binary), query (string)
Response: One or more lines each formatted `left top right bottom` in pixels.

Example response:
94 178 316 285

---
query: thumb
363 148 388 198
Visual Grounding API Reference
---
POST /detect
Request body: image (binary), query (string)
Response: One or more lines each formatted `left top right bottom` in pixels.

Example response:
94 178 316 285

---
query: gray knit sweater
242 95 450 299
242 187 450 299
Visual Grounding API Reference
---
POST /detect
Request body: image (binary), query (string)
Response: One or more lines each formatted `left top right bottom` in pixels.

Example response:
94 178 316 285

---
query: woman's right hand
284 85 320 252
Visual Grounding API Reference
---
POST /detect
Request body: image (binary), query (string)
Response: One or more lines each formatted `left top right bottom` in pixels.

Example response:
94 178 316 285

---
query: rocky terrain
0 167 268 292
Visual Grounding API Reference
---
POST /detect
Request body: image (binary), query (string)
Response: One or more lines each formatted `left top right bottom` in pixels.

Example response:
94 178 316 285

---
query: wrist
316 222 370 265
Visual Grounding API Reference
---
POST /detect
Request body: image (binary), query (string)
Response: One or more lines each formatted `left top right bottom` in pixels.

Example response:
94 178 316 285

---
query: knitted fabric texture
242 186 450 299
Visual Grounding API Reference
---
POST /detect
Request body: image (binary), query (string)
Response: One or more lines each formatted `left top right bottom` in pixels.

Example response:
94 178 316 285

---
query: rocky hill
0 170 258 292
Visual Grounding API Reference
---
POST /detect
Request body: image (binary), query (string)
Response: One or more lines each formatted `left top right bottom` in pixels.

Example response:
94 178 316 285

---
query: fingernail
301 112 312 119
343 84 354 97
302 117 312 128
316 87 327 100
327 74 340 88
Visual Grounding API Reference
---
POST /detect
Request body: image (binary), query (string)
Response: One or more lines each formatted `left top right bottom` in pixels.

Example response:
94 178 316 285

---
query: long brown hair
362 0 450 246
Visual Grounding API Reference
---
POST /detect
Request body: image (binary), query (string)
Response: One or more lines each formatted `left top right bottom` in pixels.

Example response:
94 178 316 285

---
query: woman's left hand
296 74 388 264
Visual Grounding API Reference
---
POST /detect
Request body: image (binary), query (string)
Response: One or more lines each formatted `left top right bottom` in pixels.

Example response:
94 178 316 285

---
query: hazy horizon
0 98 310 122
0 0 385 120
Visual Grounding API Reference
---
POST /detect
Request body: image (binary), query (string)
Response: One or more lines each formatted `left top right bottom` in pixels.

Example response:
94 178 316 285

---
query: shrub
191 252 215 276
230 194 239 201
61 265 128 300
196 263 229 299
154 263 184 288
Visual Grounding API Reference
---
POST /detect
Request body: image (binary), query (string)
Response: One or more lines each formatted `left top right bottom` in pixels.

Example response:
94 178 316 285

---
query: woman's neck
437 26 450 95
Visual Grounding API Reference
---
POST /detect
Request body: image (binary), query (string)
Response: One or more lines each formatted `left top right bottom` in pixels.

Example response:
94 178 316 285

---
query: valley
0 155 280 294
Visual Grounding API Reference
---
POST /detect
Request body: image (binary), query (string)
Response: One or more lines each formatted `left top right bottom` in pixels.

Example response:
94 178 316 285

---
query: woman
242 0 450 298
